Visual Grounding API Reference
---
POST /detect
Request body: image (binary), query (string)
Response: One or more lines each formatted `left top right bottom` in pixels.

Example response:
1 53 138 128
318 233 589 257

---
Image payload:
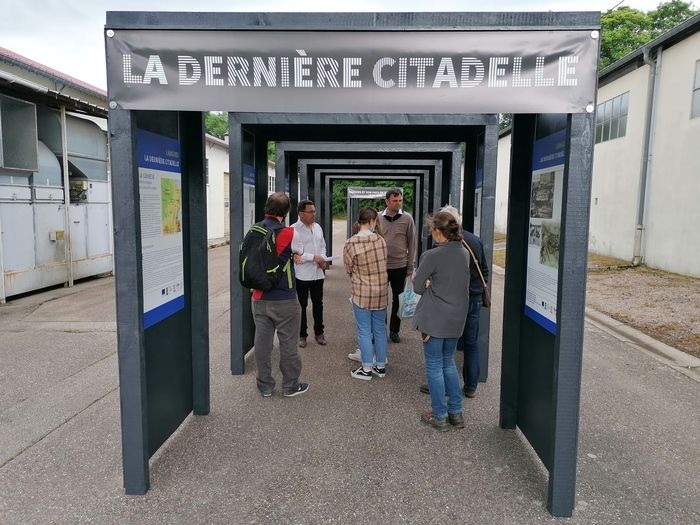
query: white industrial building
0 48 272 302
0 47 111 303
495 14 700 277
204 132 275 242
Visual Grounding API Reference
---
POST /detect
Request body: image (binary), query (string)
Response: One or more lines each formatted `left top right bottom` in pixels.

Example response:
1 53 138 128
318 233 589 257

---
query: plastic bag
398 278 420 319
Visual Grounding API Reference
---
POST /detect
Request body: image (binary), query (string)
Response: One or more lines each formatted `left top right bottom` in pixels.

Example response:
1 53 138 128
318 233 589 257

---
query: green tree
600 1 697 69
498 113 512 131
649 0 698 34
600 7 652 69
204 111 228 139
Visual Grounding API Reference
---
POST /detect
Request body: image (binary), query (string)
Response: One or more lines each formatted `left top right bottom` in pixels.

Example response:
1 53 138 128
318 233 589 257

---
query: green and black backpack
239 222 284 291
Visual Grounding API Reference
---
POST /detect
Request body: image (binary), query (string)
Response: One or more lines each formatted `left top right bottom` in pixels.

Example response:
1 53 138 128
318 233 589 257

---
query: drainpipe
60 106 74 287
633 46 662 266
0 212 5 304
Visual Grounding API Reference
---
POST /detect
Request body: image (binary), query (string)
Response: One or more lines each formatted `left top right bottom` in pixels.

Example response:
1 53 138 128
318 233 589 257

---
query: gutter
0 70 49 93
632 46 662 266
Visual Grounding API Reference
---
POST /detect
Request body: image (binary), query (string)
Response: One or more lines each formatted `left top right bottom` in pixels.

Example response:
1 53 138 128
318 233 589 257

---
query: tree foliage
498 113 512 131
600 1 698 69
649 0 698 33
204 111 228 139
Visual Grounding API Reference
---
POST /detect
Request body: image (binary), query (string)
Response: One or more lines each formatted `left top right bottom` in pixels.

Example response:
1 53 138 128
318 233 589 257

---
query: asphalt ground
0 241 698 524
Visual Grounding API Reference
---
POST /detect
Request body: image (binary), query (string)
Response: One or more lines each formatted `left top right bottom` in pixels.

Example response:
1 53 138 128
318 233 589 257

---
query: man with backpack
240 192 309 398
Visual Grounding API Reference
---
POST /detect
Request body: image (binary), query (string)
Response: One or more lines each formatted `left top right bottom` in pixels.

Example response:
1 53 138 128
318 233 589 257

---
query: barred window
595 91 629 144
692 60 700 119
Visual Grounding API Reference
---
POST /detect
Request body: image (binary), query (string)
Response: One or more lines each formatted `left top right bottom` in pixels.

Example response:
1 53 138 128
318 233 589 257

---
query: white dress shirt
291 220 327 281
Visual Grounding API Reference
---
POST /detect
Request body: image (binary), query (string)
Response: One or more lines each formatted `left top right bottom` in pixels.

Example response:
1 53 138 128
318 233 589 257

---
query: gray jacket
413 241 471 338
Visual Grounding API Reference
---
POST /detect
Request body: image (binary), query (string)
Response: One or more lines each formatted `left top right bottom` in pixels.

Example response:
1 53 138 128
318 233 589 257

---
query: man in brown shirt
381 188 417 343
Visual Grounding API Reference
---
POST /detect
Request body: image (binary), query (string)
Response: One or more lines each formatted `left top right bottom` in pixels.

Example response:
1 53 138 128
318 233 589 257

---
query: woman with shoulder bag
413 211 471 431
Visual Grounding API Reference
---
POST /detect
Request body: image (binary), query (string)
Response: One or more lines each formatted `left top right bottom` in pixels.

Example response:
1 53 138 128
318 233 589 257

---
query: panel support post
547 112 594 517
479 119 499 382
109 107 150 494
499 114 536 430
229 118 246 374
180 112 210 415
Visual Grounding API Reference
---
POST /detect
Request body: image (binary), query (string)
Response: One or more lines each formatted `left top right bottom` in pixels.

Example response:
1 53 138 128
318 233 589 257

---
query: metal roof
0 46 107 116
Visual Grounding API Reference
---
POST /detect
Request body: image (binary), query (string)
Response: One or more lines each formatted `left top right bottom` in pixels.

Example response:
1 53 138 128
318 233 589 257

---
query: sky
1 0 666 91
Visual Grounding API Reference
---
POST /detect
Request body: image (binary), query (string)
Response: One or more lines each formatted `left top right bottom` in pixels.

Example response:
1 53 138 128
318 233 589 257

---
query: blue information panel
524 129 565 335
137 129 185 329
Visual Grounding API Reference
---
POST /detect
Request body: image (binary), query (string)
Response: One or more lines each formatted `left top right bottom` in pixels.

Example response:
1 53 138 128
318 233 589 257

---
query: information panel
137 129 185 329
524 129 565 335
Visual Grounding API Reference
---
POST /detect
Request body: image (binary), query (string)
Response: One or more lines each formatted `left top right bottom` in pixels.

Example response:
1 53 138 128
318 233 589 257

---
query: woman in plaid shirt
343 208 389 380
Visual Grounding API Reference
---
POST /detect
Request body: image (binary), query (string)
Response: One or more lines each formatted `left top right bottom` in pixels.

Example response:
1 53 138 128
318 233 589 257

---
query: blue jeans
352 303 387 368
460 300 481 391
423 336 463 419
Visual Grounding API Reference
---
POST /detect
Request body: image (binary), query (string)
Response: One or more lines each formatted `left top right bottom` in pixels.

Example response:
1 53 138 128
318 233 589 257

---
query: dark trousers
458 300 482 391
386 267 408 334
296 278 324 337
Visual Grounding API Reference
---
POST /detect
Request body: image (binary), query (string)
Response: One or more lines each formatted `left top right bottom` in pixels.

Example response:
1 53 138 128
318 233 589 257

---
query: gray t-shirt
413 241 471 338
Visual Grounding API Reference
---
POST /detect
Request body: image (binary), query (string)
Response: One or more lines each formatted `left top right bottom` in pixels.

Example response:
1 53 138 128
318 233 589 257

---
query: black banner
106 29 599 114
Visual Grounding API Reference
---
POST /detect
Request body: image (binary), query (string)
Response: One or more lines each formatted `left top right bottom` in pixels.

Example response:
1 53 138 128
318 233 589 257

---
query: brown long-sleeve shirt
380 210 416 272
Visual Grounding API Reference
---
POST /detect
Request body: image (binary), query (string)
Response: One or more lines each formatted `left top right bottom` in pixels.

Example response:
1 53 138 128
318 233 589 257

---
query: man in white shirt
292 199 328 347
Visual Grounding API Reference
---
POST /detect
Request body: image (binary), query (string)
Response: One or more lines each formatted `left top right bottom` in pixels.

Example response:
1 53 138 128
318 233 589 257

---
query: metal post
110 107 150 494
547 112 594 517
60 106 74 288
180 112 210 415
0 211 6 303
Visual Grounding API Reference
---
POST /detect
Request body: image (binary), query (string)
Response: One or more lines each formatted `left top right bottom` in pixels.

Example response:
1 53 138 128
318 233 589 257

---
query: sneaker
298 337 307 348
372 366 386 378
390 331 400 343
463 387 476 399
347 349 388 366
348 349 361 362
315 334 327 345
419 383 430 394
260 390 273 398
448 412 465 428
420 410 450 432
283 383 310 397
351 366 372 381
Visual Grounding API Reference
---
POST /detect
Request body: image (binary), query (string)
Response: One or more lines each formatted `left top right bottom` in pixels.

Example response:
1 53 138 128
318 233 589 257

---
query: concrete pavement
0 244 698 524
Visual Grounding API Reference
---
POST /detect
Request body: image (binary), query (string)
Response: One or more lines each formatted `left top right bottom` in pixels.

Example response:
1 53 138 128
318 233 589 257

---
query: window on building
268 172 275 195
205 158 209 185
692 60 700 119
595 91 629 144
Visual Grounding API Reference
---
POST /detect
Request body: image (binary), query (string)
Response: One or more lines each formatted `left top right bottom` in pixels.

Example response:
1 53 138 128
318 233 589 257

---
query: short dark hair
297 199 315 213
264 192 290 218
385 188 402 200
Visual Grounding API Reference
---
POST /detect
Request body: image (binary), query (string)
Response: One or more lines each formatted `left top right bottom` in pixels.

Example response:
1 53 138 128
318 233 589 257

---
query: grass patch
492 249 506 268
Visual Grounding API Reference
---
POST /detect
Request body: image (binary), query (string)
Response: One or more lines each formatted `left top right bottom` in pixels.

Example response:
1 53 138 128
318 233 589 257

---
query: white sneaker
347 349 387 365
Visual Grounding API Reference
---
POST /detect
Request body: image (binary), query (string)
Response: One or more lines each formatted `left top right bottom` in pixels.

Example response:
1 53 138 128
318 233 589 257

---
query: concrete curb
585 307 700 383
491 264 700 383
208 238 229 249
